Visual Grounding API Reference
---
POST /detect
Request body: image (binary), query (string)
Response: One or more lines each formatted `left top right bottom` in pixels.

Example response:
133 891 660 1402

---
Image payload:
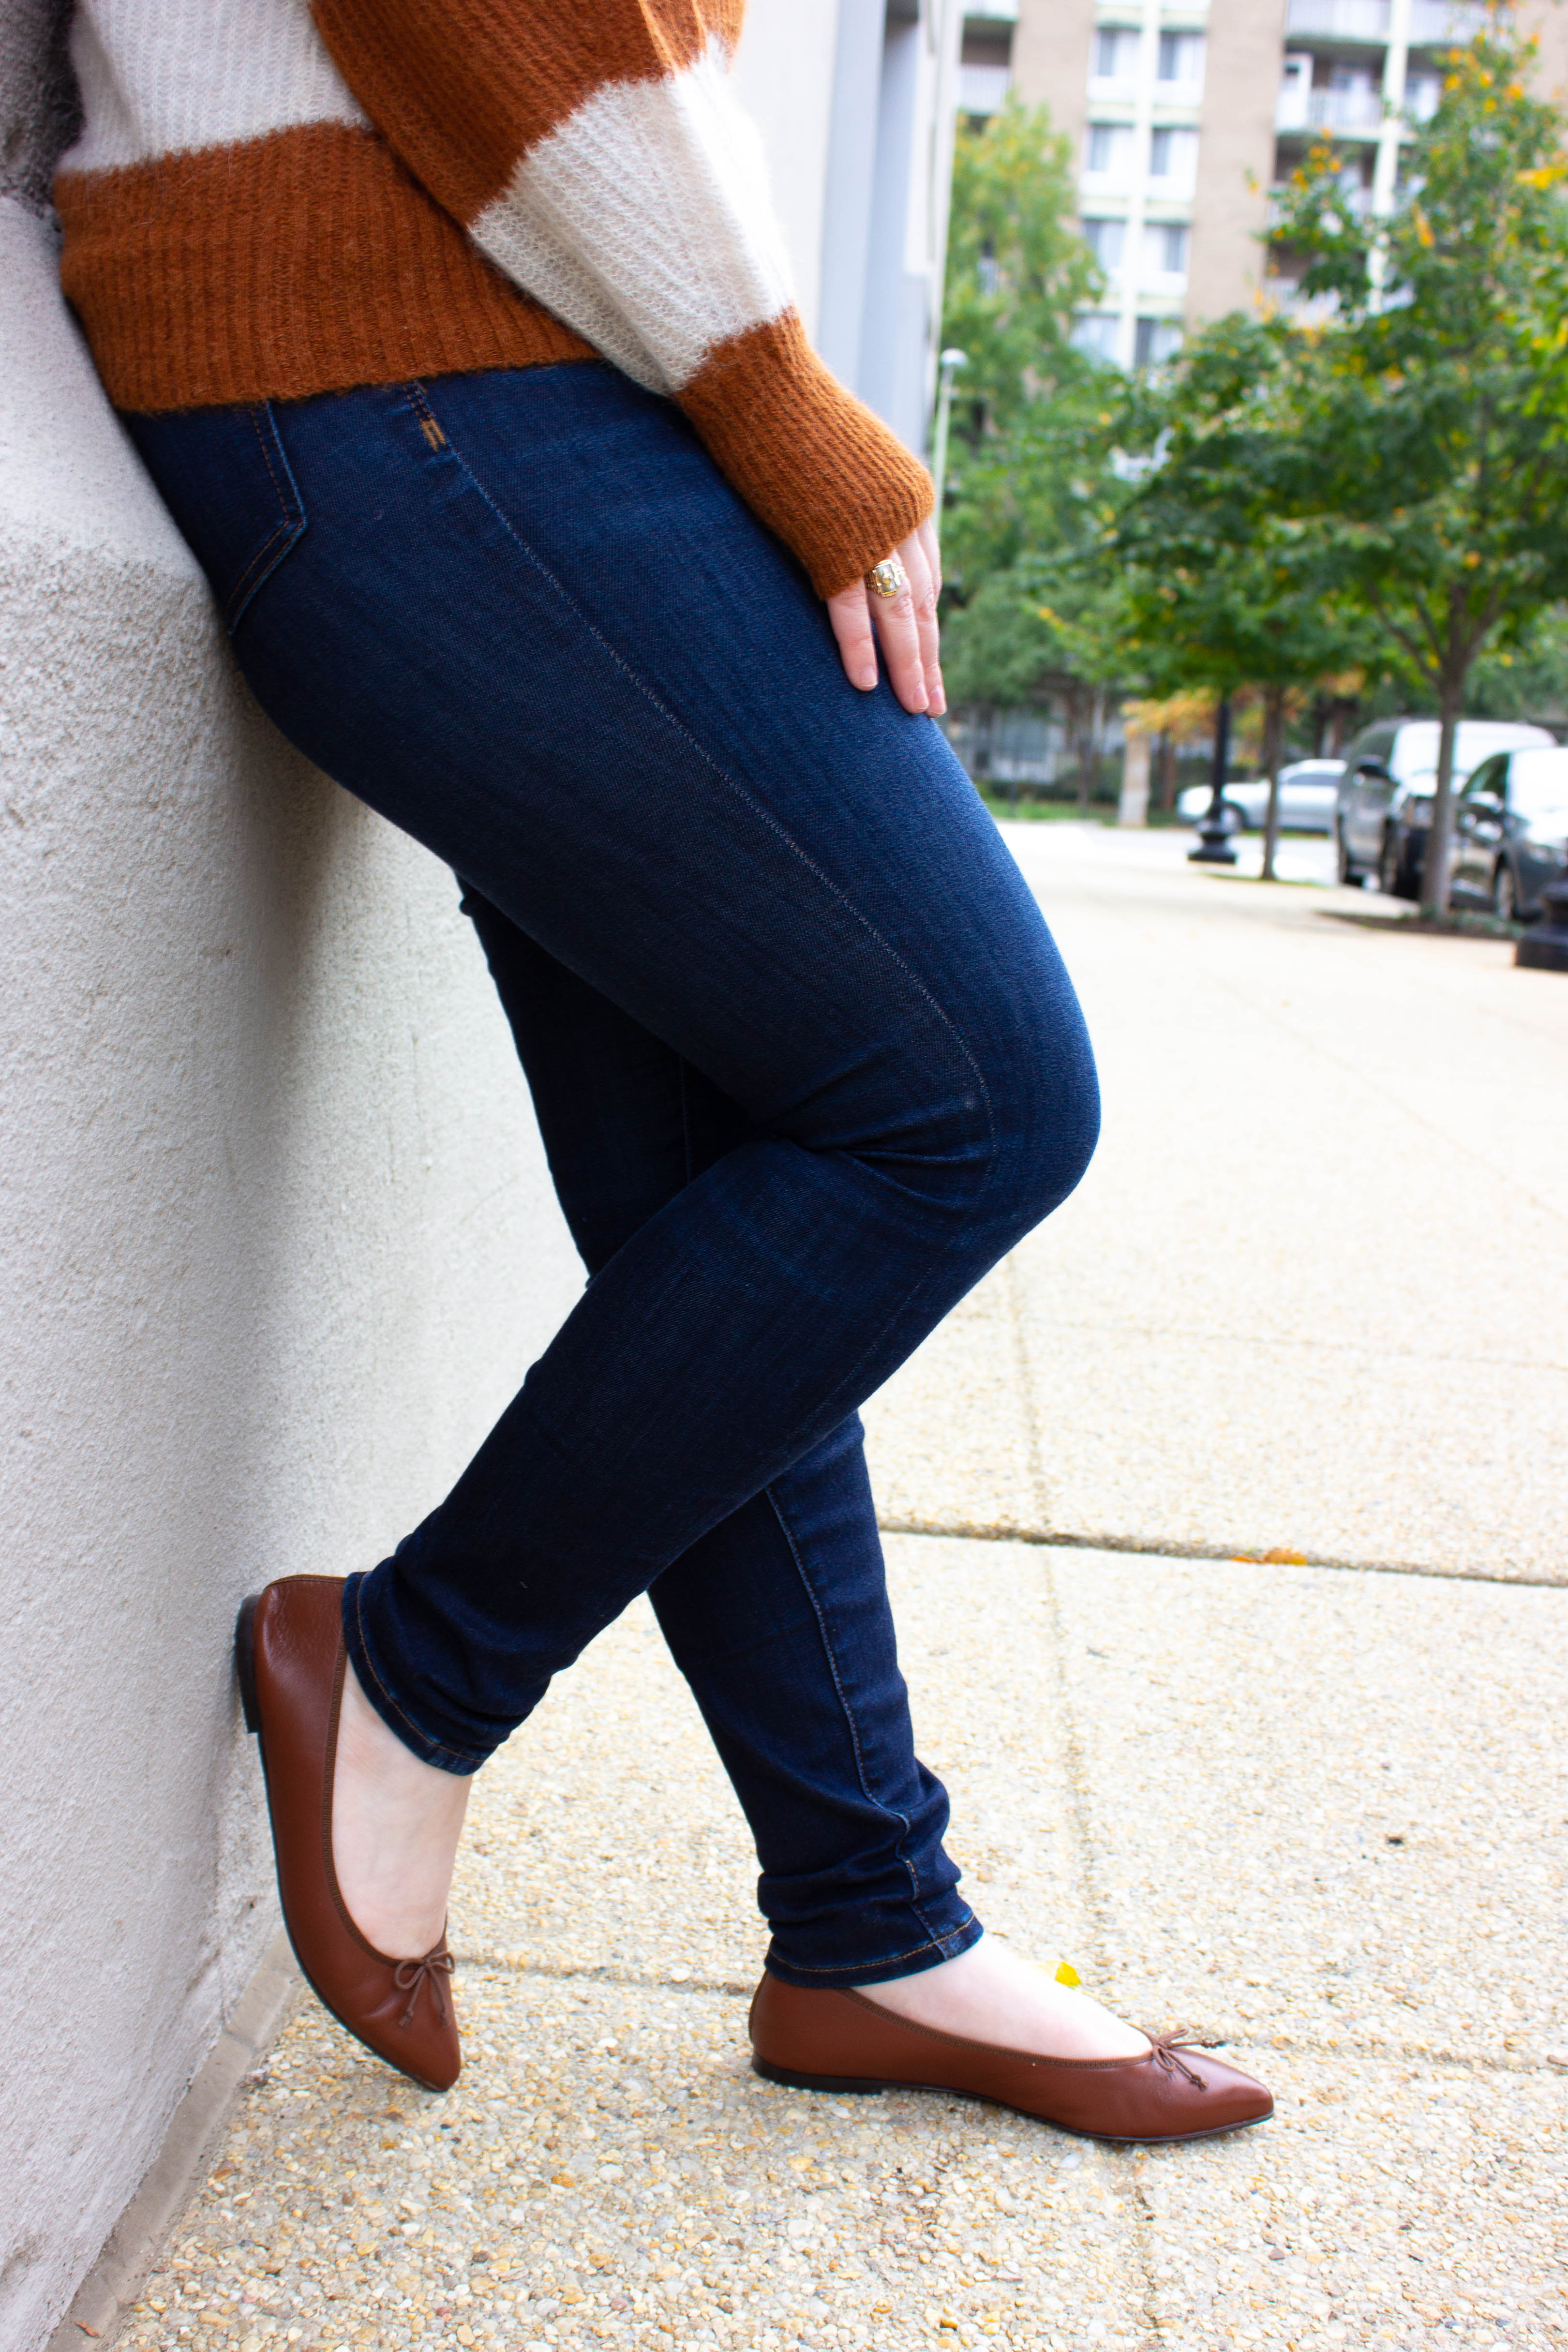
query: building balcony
1278 84 1386 134
1283 0 1486 44
1284 0 1389 42
1407 0 1487 46
958 63 1011 114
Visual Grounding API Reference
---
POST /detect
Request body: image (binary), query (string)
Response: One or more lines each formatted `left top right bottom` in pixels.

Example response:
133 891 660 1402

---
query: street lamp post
931 348 967 534
1188 691 1239 865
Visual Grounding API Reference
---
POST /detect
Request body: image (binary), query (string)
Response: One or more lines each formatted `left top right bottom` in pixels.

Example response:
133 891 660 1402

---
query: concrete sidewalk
103 828 1568 2352
867 825 1568 1582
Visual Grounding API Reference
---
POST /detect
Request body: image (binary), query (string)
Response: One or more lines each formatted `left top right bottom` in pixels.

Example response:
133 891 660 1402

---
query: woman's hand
827 517 944 717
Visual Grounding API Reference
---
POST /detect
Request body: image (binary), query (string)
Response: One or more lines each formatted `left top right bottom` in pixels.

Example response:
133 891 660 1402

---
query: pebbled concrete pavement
104 826 1568 2352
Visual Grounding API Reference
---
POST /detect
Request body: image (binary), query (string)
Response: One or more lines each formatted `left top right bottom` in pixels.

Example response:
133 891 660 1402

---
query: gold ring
866 557 909 600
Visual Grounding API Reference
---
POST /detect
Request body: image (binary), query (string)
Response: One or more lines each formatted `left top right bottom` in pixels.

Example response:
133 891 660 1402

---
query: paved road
106 825 1568 2352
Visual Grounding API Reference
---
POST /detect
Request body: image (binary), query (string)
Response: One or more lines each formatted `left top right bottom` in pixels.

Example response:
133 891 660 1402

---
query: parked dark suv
1449 745 1568 919
1333 719 1554 894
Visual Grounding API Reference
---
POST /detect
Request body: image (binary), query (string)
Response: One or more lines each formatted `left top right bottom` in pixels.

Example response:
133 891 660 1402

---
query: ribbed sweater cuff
679 311 934 598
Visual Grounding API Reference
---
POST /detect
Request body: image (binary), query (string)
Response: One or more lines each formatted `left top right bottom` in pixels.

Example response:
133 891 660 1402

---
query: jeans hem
760 1909 982 1991
342 1572 490 1777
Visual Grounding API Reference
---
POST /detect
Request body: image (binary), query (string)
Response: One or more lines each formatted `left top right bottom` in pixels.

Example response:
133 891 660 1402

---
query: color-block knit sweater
55 0 933 597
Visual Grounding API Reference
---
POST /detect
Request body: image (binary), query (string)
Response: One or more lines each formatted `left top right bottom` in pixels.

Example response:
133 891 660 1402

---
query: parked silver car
1449 745 1568 919
1177 760 1341 835
1332 719 1555 893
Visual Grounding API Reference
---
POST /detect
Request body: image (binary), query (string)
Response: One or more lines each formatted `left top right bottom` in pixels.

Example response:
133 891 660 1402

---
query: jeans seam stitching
413 382 1001 1189
762 1481 952 1941
225 404 307 629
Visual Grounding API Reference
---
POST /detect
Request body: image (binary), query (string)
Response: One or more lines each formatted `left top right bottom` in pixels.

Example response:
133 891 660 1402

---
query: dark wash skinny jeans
126 364 1100 1988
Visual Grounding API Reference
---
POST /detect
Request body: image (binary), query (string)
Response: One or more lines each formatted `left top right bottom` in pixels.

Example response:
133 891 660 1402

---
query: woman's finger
869 537 930 715
828 519 945 711
917 519 946 716
905 527 943 717
917 515 942 605
827 580 879 691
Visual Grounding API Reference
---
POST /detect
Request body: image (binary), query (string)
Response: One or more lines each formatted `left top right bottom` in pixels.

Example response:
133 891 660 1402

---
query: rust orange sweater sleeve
308 0 933 593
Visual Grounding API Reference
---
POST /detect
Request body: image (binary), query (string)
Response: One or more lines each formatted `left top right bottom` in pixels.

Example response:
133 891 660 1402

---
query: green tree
941 382 1141 788
1469 601 1568 720
1269 22 1568 911
1113 315 1364 876
937 98 1135 777
941 98 1102 437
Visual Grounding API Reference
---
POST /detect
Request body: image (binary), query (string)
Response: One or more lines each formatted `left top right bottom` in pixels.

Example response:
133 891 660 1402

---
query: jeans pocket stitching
224 404 308 631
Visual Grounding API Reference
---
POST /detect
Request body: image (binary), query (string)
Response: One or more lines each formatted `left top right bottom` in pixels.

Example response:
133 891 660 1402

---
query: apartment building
960 0 1568 367
737 0 965 453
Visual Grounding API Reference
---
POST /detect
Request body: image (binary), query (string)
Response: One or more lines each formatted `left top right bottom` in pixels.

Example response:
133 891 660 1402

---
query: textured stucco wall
0 11 581 2344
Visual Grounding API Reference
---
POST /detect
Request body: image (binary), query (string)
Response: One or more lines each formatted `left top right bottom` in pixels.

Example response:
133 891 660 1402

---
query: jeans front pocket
121 401 307 633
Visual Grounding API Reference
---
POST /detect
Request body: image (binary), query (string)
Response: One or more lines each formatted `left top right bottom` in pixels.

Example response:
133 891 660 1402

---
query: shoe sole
232 1591 452 2096
235 1594 262 1734
749 2056 1270 2145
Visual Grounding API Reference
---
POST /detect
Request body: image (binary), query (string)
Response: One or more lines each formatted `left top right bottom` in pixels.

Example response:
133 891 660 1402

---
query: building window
1092 25 1141 82
1081 217 1127 274
1143 220 1189 277
1085 121 1137 180
1148 124 1199 189
1157 30 1205 85
1134 315 1182 368
1072 313 1122 362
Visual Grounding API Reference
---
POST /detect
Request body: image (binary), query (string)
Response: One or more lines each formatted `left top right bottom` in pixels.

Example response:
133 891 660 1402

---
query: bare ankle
331 1663 471 1960
856 1935 1149 2062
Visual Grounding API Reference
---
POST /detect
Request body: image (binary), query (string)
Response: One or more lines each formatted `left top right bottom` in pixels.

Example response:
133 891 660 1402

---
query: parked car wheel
1335 825 1366 887
1493 860 1519 922
1379 830 1417 900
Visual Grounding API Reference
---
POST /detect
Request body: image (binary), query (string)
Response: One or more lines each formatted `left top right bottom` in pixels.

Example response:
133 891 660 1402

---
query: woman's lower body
130 363 1270 2136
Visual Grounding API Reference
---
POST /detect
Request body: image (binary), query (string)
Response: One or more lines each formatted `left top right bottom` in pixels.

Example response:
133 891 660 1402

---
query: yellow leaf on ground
1054 1961 1082 1987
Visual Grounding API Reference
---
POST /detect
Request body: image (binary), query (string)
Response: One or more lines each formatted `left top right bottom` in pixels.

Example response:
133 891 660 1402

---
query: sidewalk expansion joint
449 1954 755 1998
877 1515 1568 1589
448 1960 1555 2081
1224 2032 1557 2078
455 1961 1548 2081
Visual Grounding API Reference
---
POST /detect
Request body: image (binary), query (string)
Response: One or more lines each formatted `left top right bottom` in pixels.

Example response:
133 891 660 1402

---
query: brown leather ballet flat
236 1576 461 2094
749 1974 1271 2144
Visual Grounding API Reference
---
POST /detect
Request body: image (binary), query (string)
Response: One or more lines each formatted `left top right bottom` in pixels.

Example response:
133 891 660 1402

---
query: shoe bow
1144 2029 1212 2089
393 1949 455 2030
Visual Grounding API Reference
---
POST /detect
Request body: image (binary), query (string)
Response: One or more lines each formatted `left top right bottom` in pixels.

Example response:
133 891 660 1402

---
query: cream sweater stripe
63 0 366 174
65 2 794 401
55 0 934 596
473 39 795 397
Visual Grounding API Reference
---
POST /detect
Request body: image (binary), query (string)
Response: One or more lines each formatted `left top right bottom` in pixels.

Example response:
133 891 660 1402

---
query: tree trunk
1075 687 1099 812
1156 731 1178 812
1259 684 1288 883
1419 669 1465 916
